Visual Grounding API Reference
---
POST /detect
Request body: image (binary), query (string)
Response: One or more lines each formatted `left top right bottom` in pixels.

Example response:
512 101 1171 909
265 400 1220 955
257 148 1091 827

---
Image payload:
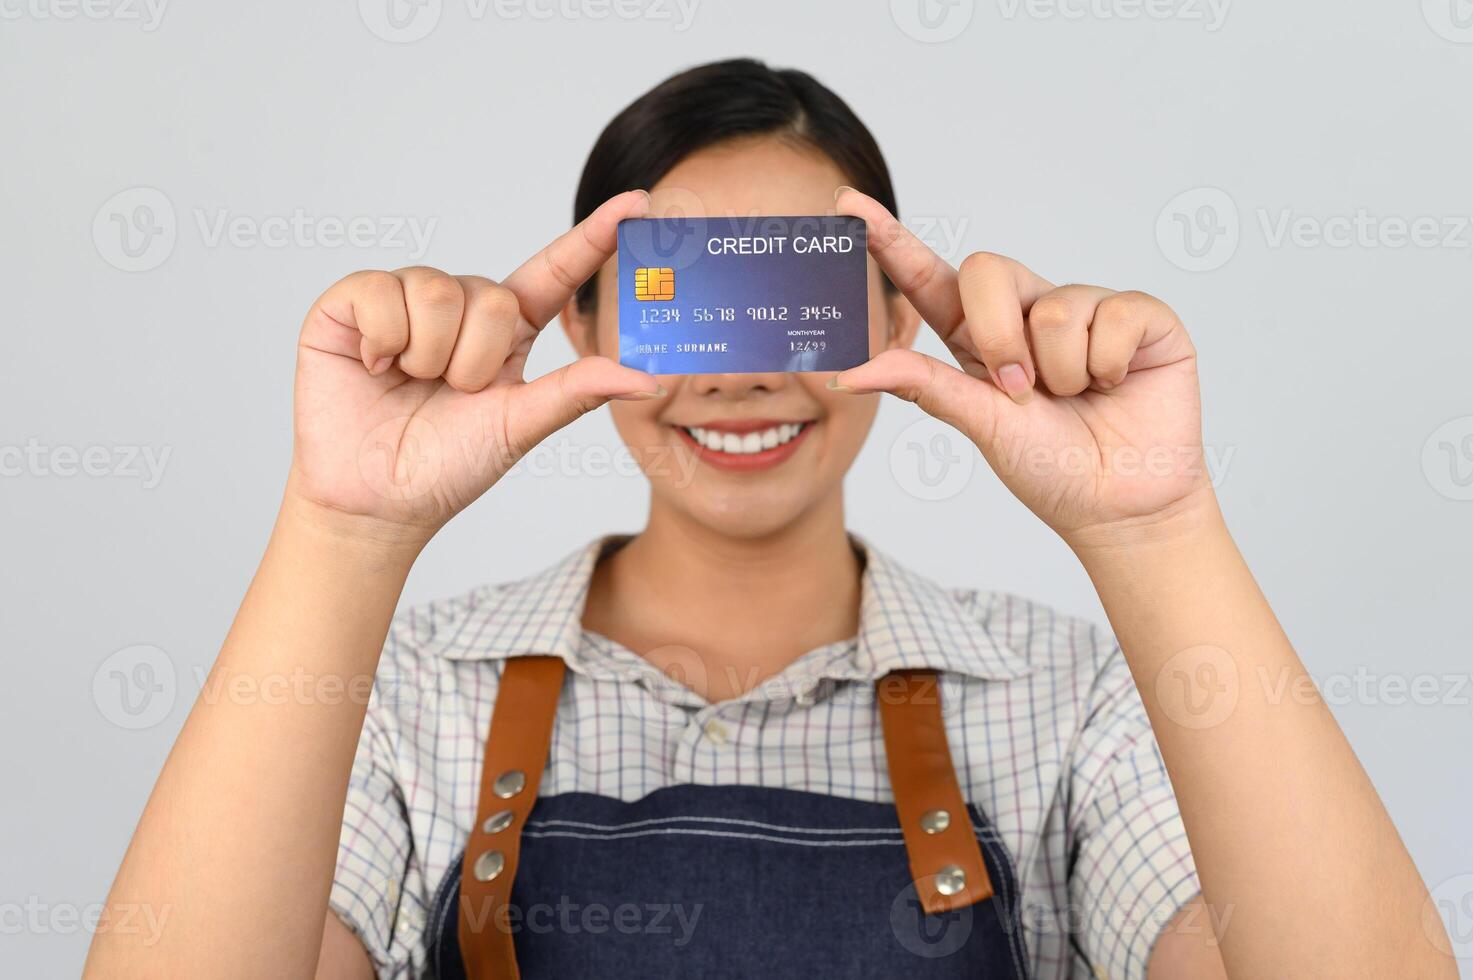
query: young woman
87 61 1450 979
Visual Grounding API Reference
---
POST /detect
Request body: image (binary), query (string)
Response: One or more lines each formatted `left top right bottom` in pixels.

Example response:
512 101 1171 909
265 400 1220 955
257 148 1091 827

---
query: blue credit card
617 214 870 375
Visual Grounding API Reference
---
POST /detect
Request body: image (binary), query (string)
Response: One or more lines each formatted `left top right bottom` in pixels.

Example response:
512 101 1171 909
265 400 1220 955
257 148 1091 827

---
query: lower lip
675 424 813 472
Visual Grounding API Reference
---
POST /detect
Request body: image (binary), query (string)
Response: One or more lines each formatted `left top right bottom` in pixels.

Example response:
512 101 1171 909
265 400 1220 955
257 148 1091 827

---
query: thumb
830 349 1008 437
507 355 665 451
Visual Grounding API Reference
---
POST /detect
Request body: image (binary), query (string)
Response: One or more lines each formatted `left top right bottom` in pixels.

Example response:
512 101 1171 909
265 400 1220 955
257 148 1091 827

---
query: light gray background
3 1 1472 975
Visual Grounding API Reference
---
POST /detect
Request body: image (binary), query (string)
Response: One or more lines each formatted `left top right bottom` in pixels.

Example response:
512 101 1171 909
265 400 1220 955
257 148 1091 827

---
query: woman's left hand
835 188 1216 548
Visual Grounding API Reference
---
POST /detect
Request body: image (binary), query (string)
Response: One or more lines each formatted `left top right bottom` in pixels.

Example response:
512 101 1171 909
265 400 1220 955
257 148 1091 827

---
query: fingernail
996 363 1032 404
369 356 393 376
826 376 854 393
834 185 856 202
618 384 666 401
635 189 652 208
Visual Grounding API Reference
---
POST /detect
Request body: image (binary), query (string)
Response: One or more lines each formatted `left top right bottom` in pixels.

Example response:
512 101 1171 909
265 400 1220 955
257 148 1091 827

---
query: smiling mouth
672 420 814 471
679 422 809 455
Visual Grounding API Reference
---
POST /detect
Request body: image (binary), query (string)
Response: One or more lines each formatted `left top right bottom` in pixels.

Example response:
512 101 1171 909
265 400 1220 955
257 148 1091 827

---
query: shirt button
703 720 729 744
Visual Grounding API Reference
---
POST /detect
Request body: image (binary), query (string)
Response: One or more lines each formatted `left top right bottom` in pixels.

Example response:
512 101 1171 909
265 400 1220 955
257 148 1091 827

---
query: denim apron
426 658 1030 979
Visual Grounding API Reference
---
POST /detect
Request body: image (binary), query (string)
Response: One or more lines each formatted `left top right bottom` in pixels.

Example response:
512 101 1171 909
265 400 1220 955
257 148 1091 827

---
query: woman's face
562 136 919 540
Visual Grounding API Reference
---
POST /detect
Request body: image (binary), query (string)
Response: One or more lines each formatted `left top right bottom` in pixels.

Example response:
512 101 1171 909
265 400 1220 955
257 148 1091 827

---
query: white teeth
684 423 807 455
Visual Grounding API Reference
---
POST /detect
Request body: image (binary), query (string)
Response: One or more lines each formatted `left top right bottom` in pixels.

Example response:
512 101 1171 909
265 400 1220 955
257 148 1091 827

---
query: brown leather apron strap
877 668 995 915
459 655 565 980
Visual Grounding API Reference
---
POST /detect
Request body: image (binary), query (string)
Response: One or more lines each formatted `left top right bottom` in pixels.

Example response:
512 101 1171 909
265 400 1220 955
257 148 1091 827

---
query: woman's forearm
85 495 423 979
1072 497 1451 979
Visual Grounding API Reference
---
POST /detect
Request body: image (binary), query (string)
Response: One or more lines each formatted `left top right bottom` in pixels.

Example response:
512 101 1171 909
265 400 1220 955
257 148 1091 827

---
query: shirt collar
432 535 1032 683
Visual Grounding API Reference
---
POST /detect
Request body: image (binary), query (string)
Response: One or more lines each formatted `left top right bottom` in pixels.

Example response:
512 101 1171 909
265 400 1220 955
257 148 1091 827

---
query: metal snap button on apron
935 864 967 896
482 809 515 834
493 769 526 798
920 808 951 834
472 850 506 882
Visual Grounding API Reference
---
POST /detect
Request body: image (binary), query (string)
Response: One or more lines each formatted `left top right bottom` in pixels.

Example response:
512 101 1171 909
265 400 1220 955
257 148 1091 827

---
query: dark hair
573 58 898 312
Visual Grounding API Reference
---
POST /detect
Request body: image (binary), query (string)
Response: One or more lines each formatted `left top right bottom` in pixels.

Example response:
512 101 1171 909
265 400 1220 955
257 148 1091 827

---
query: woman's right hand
286 190 663 545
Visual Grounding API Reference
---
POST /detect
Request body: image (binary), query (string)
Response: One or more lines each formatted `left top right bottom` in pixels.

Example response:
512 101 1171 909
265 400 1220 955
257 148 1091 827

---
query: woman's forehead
649 138 849 219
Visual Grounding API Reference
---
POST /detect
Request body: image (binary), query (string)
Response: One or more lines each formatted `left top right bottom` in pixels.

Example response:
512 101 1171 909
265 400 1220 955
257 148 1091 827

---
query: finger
502 189 651 330
956 252 1054 405
443 276 521 393
1087 290 1186 388
393 267 465 380
830 348 1009 436
834 186 965 338
311 270 410 374
506 356 664 456
1027 284 1114 397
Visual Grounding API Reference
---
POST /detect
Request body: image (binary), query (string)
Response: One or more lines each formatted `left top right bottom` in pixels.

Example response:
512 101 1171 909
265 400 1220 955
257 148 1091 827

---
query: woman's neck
581 493 863 702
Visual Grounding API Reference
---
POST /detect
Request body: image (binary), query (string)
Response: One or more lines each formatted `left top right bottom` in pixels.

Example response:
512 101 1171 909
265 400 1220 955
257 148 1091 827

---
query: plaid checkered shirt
331 536 1200 979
